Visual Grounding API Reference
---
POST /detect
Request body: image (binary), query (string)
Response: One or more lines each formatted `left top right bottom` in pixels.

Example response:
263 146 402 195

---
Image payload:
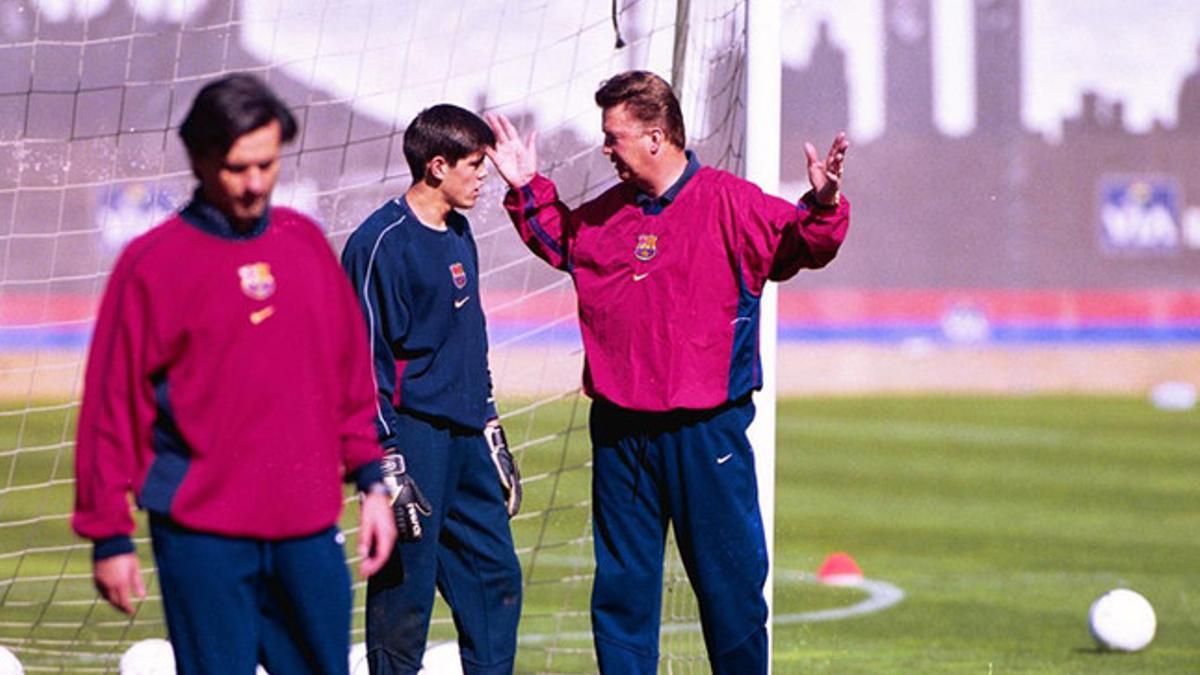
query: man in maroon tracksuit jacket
486 70 849 674
72 73 396 674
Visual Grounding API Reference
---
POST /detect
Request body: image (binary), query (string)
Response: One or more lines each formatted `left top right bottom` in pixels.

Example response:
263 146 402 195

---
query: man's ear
427 156 449 181
189 152 215 181
648 128 664 155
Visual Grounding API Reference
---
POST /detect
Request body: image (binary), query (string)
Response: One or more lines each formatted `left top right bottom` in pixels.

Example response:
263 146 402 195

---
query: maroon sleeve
323 223 386 482
767 192 851 282
732 175 850 292
72 250 155 543
502 174 574 271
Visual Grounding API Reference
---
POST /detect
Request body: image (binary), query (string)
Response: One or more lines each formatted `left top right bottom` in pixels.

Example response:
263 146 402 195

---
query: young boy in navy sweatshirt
341 104 522 675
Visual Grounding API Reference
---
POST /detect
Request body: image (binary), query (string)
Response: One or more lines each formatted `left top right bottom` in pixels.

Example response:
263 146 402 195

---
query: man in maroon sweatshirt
487 70 849 674
72 73 395 674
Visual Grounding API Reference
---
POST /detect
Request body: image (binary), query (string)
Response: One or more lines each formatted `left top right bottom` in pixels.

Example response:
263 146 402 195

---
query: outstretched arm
736 132 851 287
489 112 576 271
484 112 539 189
805 131 848 206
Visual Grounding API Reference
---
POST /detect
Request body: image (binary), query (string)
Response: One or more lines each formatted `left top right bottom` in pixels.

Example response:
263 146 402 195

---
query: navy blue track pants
365 411 521 675
149 515 352 675
589 396 769 675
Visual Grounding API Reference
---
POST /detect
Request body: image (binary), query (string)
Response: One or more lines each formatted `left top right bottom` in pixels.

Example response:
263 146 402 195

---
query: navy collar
180 189 270 240
633 150 701 215
397 194 467 235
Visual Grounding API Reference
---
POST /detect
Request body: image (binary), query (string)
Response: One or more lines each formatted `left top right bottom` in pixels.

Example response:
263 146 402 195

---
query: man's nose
241 166 266 195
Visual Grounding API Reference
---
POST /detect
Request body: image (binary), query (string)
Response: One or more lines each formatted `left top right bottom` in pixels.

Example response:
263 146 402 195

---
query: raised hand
484 112 538 189
804 131 849 206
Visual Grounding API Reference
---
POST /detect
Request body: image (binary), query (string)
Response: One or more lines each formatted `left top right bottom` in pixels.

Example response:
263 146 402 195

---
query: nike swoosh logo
731 317 751 324
716 453 733 464
454 296 470 309
249 305 276 325
632 272 649 281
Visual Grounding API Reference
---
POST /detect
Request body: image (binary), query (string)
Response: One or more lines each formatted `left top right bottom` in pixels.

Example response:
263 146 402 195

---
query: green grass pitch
1 395 1197 673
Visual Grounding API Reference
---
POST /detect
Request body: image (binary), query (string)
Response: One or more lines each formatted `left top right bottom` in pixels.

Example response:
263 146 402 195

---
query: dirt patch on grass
7 344 1198 402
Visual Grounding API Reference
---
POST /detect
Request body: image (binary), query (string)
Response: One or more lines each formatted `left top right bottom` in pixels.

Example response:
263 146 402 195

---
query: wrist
512 171 538 191
93 535 135 561
381 452 406 476
806 190 840 210
351 458 386 493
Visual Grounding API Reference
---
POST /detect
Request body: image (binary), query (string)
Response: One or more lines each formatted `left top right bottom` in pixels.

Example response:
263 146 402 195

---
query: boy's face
192 120 282 230
437 149 489 210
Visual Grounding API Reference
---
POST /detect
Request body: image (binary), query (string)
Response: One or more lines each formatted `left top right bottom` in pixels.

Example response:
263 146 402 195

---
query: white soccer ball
348 641 368 674
1088 588 1156 652
0 646 24 675
420 641 462 674
120 638 175 674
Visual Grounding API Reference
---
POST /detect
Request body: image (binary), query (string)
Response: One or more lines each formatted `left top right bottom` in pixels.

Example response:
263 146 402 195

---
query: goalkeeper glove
485 419 522 517
380 452 432 542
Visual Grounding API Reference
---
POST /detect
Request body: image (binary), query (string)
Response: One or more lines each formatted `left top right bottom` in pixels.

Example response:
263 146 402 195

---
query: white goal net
0 0 748 671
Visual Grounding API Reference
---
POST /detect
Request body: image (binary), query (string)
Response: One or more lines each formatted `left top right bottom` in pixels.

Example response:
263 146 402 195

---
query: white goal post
745 2 782 670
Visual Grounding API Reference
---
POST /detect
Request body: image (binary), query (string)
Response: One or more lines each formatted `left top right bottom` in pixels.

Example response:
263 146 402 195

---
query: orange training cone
816 552 863 586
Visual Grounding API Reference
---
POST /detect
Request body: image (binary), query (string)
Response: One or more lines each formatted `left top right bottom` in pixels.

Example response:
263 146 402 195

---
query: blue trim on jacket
138 375 192 516
728 261 763 401
179 189 271 239
634 150 701 215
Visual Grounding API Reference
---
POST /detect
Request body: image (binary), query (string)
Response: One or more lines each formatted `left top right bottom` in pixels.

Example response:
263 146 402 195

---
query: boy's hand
485 419 522 517
381 453 432 542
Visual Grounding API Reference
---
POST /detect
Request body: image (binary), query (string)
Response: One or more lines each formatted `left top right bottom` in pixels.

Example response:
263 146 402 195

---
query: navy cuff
349 460 385 493
93 536 135 561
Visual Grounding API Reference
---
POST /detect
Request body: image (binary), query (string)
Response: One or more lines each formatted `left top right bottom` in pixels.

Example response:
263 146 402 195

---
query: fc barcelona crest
634 234 658 261
449 262 468 289
237 262 276 300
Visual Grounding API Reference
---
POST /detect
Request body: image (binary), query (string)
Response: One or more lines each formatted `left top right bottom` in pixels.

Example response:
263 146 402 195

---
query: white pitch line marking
774 571 906 624
516 570 905 646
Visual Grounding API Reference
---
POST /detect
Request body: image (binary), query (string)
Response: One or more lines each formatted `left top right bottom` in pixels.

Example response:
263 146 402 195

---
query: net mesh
0 0 747 671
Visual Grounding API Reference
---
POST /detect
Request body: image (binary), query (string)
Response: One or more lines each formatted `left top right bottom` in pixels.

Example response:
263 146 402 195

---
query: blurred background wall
1 0 1198 399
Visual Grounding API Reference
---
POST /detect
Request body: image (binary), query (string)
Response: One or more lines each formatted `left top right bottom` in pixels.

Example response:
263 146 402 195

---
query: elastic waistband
590 393 754 432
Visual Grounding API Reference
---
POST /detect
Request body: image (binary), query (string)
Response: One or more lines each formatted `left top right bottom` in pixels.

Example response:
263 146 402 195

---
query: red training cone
816 552 863 586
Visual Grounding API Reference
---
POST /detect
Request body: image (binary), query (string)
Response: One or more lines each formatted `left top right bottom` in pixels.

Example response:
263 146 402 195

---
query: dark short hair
179 73 298 161
595 70 685 148
403 104 496 181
